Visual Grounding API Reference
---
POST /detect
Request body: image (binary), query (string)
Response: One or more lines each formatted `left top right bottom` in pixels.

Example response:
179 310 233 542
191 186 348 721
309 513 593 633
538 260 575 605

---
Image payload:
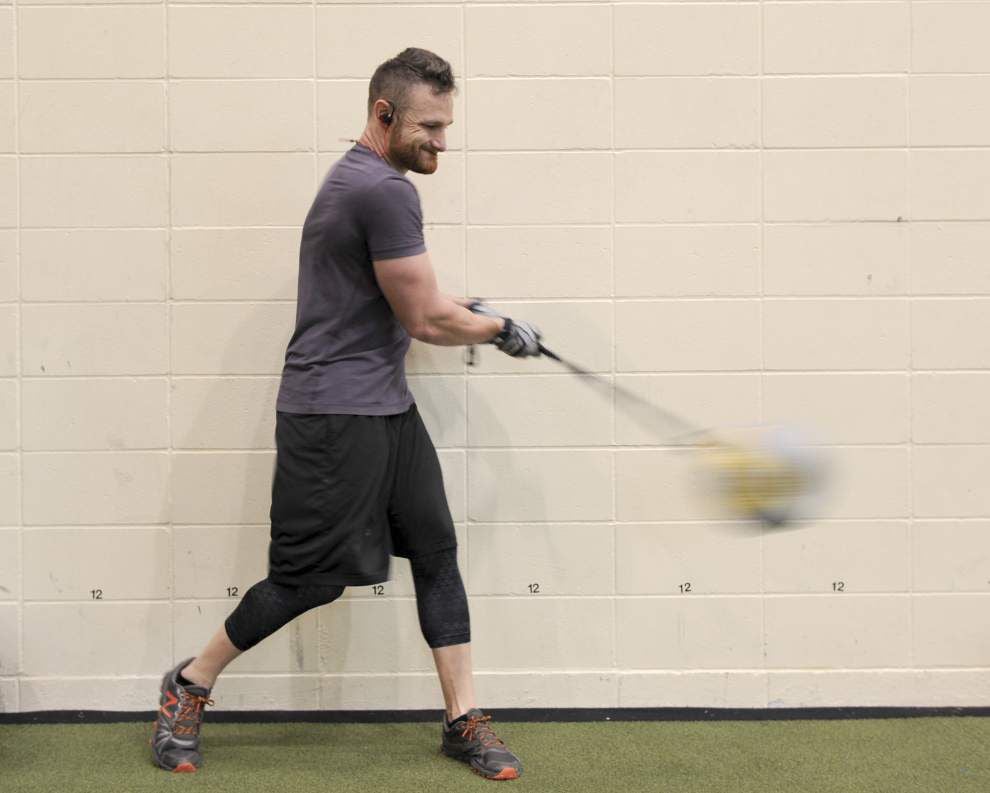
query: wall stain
293 622 304 671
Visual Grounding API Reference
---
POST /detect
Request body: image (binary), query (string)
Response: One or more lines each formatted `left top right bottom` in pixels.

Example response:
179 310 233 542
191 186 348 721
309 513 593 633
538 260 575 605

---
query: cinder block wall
1 1 989 713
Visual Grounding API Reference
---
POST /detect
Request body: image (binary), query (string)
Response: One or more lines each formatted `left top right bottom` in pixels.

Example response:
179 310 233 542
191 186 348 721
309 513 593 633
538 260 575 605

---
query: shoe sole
441 746 522 781
149 740 202 773
149 734 201 773
472 764 520 781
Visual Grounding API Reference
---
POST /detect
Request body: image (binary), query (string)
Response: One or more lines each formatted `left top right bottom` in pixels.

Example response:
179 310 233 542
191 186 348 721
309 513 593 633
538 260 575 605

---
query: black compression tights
410 547 471 649
223 579 345 652
224 548 469 652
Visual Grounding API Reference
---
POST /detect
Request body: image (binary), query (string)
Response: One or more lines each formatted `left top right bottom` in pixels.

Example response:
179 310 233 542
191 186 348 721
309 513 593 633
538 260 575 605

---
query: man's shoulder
356 173 421 217
331 151 415 197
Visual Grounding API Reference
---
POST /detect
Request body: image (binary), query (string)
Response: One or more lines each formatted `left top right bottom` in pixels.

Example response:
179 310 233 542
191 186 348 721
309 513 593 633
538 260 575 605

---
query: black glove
467 300 543 358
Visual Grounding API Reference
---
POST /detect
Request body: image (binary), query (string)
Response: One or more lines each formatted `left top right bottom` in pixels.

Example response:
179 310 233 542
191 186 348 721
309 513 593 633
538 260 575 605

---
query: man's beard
389 136 438 174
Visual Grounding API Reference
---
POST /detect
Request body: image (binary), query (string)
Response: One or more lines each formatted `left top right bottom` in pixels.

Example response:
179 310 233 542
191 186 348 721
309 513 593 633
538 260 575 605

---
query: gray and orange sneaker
441 708 522 781
150 657 214 773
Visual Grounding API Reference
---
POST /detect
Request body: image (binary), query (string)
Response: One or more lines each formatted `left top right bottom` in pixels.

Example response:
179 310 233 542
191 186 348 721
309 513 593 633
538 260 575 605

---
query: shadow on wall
459 385 576 678
464 375 549 522
168 256 329 709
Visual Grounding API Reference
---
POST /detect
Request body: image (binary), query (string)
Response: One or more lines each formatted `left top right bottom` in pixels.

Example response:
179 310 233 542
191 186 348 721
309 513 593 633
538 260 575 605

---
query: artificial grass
2 717 989 792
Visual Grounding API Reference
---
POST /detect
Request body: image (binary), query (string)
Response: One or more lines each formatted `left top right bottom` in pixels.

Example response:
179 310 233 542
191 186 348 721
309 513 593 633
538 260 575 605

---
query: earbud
379 100 395 126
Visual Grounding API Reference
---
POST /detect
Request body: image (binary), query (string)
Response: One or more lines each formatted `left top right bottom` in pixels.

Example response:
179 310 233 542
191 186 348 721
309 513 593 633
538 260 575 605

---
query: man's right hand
467 301 542 358
493 318 542 357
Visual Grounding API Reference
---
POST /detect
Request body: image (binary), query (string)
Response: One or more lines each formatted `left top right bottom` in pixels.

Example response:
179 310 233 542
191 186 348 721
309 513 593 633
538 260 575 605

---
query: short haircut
367 48 456 120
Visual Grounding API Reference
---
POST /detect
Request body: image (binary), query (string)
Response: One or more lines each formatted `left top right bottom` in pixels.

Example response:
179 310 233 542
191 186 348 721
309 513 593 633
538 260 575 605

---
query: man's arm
374 251 503 346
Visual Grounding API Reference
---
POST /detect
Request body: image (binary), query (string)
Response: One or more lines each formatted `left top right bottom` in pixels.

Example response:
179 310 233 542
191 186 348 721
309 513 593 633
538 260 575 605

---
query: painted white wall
2 0 989 712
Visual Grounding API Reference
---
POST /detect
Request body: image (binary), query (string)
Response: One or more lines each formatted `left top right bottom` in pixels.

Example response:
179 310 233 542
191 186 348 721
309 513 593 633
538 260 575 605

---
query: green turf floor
2 718 989 793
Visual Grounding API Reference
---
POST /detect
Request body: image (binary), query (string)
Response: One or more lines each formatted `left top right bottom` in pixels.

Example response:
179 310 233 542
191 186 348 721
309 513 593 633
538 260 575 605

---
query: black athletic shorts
267 404 457 587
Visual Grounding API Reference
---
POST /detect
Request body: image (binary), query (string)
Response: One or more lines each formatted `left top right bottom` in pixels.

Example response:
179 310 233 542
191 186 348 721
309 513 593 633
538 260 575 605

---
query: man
150 48 541 781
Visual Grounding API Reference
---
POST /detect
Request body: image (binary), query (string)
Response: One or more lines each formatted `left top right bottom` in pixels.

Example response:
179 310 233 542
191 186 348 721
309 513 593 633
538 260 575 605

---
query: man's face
387 83 454 175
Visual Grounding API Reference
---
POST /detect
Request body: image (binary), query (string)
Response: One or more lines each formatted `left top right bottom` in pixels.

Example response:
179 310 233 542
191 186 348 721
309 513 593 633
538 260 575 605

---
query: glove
493 317 542 357
467 300 542 358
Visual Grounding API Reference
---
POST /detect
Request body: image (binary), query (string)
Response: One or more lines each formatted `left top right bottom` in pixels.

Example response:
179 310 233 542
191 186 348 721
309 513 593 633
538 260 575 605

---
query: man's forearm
417 296 503 346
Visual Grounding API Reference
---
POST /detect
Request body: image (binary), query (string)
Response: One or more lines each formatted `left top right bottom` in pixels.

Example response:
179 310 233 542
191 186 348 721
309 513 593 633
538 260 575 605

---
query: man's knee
410 548 470 649
224 578 344 652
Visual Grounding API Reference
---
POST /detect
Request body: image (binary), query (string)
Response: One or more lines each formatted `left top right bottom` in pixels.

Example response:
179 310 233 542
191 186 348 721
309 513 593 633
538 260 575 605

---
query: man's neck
356 131 404 174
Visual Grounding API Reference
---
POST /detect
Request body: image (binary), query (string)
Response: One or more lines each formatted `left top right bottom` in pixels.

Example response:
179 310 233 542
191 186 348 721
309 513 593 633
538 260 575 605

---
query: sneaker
441 708 522 781
150 657 214 773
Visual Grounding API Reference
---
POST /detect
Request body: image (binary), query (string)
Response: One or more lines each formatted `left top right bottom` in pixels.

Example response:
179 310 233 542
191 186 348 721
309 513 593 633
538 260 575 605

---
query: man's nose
431 131 447 152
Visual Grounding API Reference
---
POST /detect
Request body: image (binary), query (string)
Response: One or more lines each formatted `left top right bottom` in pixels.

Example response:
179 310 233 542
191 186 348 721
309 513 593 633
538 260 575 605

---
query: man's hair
367 48 456 120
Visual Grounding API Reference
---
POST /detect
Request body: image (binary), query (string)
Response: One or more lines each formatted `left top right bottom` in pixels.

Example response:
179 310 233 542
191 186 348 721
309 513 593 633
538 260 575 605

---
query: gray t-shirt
276 143 427 415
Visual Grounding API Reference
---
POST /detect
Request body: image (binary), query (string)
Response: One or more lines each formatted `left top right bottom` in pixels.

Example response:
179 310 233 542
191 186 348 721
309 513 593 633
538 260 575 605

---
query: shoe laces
460 714 505 749
174 691 214 736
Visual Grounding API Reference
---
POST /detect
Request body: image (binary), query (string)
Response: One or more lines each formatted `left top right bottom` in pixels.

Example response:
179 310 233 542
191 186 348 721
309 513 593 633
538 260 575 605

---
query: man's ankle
445 707 475 724
179 662 214 690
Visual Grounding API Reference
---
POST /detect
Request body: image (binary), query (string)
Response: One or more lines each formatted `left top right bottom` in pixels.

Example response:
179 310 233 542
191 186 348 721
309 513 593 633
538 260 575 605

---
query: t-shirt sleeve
361 176 427 260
